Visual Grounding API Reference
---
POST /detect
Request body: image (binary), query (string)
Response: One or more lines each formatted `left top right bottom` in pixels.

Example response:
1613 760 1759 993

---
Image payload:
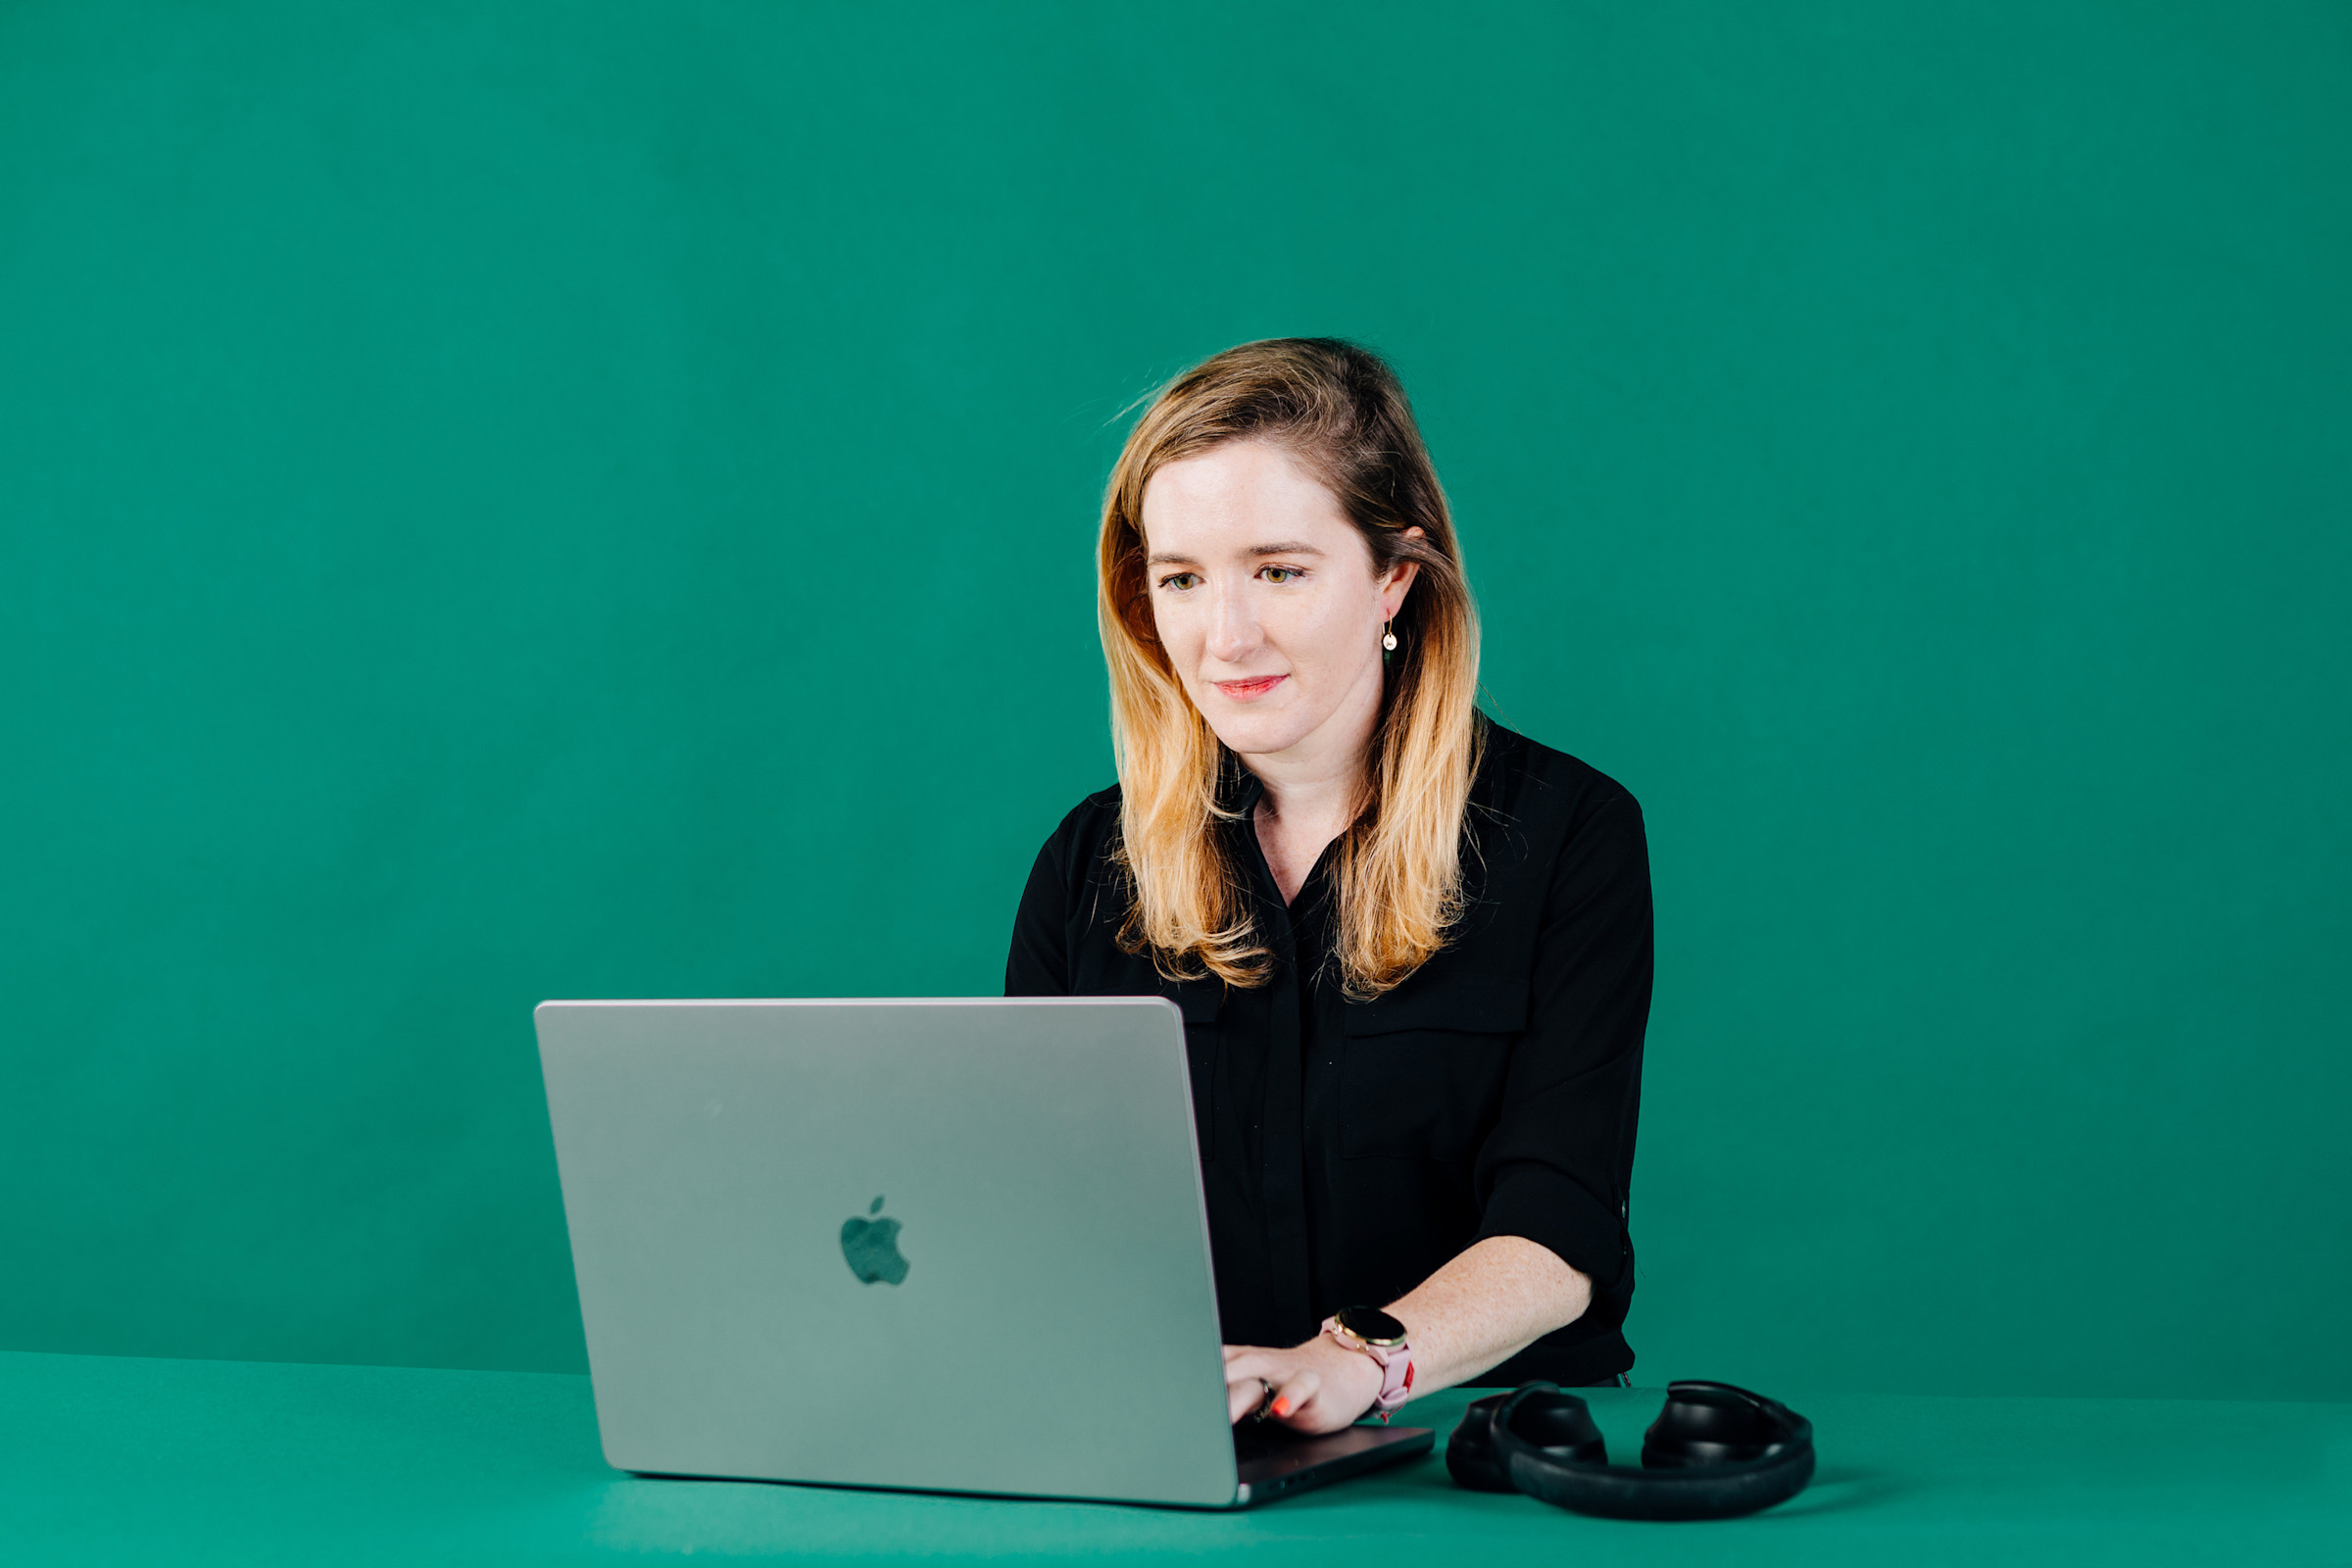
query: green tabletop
5 1349 2347 1565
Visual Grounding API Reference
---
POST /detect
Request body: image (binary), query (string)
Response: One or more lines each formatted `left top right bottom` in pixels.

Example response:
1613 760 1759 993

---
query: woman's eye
1260 566 1301 584
1157 572 1200 591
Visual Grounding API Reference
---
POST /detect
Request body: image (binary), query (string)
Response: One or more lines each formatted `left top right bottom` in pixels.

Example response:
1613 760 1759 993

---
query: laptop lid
535 997 1242 1506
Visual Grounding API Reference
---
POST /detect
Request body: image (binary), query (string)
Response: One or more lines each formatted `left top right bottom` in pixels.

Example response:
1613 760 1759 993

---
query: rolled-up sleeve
1472 790 1653 1303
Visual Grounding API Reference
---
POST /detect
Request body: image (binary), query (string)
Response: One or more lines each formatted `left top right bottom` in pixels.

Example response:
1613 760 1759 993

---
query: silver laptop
534 997 1432 1507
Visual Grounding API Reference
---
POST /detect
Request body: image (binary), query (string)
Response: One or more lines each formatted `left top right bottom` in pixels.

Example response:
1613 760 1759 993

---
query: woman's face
1140 440 1419 763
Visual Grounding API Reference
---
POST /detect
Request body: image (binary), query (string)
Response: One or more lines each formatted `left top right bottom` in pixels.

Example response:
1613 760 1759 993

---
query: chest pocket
1338 980 1525 1161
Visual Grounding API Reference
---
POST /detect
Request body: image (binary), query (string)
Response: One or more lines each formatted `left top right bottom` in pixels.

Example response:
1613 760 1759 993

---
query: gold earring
1382 620 1398 652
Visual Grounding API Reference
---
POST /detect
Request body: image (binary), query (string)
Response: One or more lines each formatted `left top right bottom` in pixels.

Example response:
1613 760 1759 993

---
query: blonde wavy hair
1097 338 1484 1000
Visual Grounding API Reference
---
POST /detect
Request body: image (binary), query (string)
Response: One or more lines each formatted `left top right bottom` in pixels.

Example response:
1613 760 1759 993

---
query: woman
1006 339 1651 1435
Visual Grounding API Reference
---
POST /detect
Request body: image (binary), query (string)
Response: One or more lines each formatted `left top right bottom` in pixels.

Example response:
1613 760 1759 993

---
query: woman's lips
1212 674 1288 701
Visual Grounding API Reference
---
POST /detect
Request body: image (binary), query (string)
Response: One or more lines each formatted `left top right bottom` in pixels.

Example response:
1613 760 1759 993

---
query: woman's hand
1222 1335 1387 1435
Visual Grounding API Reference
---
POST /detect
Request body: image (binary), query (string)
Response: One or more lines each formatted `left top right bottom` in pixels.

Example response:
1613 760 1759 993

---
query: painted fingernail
1271 1397 1291 1417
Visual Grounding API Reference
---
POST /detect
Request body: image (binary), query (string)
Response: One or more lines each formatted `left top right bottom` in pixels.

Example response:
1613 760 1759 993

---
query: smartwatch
1323 1305 1415 1422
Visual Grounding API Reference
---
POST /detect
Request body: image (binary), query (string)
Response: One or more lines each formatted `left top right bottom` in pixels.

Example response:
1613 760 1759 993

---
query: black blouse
1004 720 1652 1387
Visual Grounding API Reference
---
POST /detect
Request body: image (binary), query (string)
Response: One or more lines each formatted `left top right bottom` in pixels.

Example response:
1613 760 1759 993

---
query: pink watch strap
1322 1315 1415 1420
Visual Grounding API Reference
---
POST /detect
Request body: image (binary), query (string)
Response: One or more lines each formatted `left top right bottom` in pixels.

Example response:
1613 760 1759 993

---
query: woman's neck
1239 683 1381 906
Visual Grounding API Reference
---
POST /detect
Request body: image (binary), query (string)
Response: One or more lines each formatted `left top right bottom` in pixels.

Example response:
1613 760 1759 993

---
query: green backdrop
3 0 2346 1399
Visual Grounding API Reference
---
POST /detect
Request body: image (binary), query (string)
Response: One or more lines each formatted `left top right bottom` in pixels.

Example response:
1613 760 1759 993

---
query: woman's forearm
1222 1239 1593 1433
1384 1235 1592 1396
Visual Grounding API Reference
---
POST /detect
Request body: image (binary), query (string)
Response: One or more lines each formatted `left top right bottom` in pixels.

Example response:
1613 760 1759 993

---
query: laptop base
1231 1422 1435 1506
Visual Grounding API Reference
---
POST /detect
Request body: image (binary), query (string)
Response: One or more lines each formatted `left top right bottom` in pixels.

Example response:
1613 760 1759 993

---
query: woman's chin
1202 710 1321 760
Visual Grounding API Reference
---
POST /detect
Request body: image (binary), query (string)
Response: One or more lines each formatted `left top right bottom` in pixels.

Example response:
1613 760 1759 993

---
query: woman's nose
1206 587 1259 664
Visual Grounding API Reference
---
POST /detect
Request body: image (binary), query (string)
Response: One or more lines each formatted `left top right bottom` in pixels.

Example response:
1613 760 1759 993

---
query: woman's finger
1226 1373 1277 1425
1268 1366 1321 1422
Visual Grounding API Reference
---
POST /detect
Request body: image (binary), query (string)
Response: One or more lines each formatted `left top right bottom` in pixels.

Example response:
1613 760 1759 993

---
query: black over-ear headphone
1446 1381 1815 1521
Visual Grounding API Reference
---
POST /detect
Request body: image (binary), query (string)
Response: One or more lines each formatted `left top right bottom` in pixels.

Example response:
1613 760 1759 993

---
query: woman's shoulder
1032 783 1124 869
1466 720 1650 920
1476 717 1642 828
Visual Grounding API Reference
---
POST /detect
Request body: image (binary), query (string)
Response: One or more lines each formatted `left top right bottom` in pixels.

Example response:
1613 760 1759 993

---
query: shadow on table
1764 1464 1903 1517
1348 1446 1901 1520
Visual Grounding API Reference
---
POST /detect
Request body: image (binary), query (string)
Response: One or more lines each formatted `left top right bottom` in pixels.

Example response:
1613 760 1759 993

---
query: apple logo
839 1195 910 1286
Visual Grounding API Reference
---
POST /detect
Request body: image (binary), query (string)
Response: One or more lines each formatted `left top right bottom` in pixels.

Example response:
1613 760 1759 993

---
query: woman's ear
1382 560 1422 619
1381 526 1427 618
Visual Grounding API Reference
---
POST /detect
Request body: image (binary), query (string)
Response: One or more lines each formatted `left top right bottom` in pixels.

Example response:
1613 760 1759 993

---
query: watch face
1337 1305 1408 1345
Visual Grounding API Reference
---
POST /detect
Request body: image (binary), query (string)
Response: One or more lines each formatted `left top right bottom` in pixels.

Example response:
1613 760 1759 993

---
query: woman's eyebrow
1146 541 1325 564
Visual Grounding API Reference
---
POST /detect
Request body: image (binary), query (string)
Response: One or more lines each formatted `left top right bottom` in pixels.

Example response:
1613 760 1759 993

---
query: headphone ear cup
1443 1393 1521 1492
1446 1385 1607 1492
1642 1381 1808 1469
1450 1384 1609 1494
1505 1389 1609 1466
